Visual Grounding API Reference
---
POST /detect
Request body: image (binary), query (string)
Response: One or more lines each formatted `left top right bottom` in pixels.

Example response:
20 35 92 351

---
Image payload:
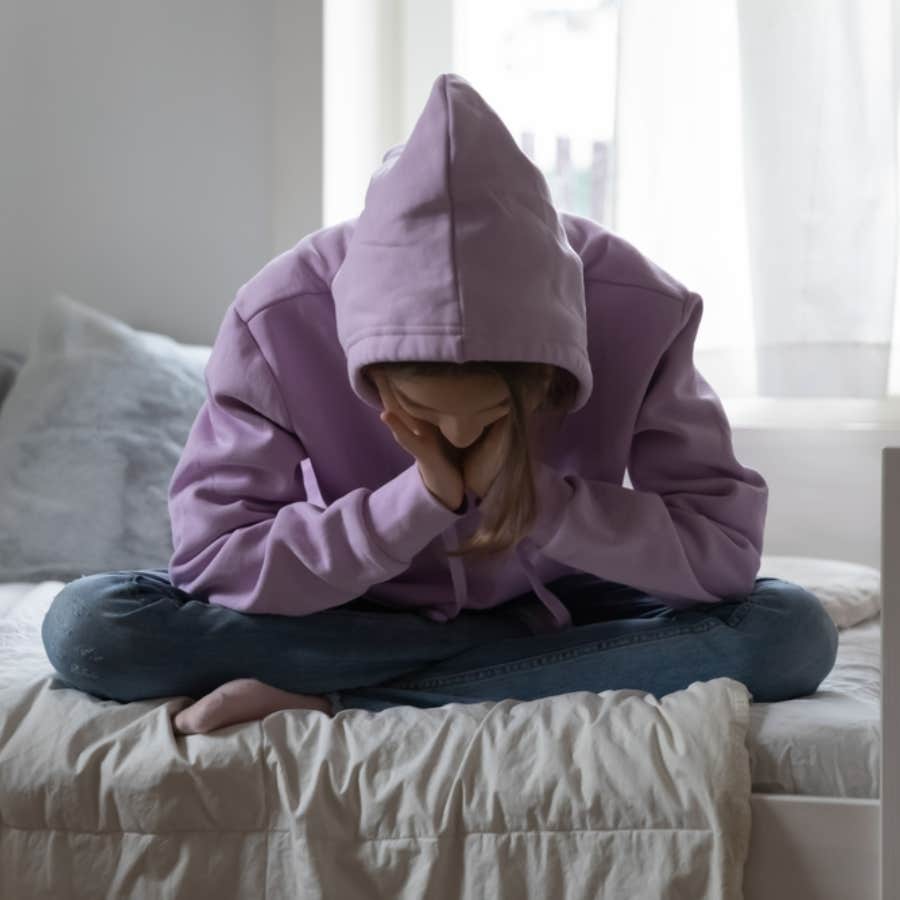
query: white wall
0 0 323 351
725 399 900 568
732 427 891 570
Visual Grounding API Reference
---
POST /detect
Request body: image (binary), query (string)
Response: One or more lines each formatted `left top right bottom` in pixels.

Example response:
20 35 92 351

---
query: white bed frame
739 445 895 900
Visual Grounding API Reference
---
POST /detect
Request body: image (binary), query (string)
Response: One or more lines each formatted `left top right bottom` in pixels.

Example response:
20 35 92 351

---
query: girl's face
386 373 538 449
389 374 509 449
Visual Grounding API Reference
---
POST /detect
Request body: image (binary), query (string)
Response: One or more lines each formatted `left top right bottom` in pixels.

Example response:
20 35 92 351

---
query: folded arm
521 291 768 607
167 305 468 616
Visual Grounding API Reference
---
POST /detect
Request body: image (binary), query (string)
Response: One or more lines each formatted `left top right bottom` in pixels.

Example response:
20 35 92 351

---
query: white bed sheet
0 580 881 799
747 613 880 798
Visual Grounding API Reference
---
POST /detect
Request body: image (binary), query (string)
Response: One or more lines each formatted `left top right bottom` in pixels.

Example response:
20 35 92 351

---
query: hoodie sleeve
167 305 470 616
523 290 768 607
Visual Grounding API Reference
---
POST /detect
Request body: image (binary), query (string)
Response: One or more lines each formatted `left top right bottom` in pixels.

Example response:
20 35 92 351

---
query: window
453 0 621 226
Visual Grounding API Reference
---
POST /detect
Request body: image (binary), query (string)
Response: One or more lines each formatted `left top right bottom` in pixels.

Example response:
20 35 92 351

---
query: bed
0 294 892 898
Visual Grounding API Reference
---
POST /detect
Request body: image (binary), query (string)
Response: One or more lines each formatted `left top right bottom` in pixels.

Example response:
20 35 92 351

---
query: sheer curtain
335 0 900 398
614 0 900 398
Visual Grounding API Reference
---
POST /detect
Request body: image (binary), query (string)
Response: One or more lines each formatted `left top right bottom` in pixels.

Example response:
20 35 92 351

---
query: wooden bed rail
881 447 899 900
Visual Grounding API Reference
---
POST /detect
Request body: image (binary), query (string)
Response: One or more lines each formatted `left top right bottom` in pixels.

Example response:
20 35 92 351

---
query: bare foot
172 677 333 735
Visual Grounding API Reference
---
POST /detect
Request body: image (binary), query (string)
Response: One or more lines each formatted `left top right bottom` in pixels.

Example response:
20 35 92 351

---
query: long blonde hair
362 360 579 559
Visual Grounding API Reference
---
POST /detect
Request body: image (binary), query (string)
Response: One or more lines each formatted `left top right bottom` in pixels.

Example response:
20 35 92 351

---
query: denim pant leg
39 567 534 705
332 576 840 713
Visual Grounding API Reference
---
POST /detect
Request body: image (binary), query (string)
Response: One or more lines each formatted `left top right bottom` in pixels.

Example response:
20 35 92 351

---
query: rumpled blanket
1 642 752 899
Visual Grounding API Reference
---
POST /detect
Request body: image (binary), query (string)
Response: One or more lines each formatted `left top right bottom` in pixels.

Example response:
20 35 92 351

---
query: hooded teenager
41 73 839 734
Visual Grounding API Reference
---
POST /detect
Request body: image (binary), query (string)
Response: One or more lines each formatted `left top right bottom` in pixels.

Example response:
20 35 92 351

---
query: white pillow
758 554 880 629
0 293 211 582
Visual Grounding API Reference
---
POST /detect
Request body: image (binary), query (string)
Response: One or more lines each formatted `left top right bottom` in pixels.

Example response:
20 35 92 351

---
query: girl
41 73 838 735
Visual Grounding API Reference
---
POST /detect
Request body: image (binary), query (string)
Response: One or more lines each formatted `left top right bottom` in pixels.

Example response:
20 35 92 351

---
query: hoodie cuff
528 463 574 550
366 463 468 562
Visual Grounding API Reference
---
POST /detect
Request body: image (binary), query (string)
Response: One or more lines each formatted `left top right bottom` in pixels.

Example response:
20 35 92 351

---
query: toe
174 691 226 734
172 710 197 734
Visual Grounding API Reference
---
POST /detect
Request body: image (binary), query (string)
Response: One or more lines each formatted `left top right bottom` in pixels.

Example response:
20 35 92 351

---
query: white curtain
613 0 900 398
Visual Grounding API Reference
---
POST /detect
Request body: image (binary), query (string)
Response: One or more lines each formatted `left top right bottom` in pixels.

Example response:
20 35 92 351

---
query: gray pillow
0 293 211 582
0 349 26 412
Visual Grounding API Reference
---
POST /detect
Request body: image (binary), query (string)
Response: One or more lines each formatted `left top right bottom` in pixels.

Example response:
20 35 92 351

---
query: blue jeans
40 569 839 714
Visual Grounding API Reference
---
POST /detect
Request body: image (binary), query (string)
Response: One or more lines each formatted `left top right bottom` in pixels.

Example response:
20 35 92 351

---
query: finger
374 374 401 409
381 412 411 451
396 411 423 437
381 410 420 444
376 381 424 436
386 404 425 437
381 409 406 434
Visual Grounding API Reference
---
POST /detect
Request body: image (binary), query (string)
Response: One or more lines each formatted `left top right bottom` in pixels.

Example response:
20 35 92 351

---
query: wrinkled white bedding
748 615 880 798
0 581 754 899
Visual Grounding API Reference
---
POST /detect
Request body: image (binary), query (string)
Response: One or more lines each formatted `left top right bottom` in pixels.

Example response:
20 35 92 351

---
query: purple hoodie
167 73 768 635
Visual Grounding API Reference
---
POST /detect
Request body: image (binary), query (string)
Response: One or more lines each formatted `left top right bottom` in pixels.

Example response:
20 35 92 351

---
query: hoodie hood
331 72 593 414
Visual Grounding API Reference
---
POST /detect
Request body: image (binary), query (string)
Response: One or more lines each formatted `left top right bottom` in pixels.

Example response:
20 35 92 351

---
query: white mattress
746 615 880 798
0 573 882 799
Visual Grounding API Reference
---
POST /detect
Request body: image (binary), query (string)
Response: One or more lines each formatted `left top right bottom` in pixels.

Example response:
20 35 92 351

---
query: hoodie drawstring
441 527 468 615
441 526 573 634
515 538 573 632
